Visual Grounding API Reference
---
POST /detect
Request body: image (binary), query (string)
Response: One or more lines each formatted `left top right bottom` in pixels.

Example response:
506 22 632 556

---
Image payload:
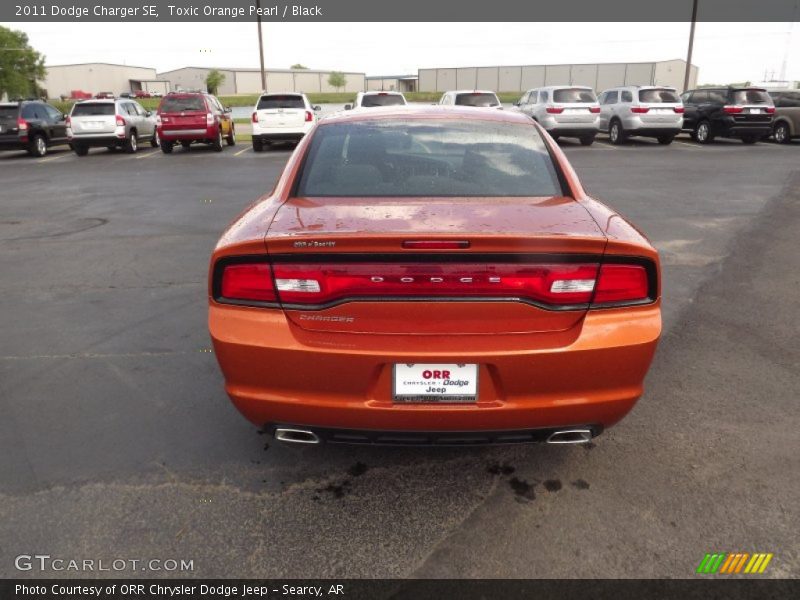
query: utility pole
683 0 698 92
256 0 266 91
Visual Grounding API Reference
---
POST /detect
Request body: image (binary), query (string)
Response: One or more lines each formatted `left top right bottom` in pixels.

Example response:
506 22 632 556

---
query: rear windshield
0 106 18 120
361 94 405 107
257 95 305 109
732 90 771 104
455 93 499 107
553 89 597 103
296 119 561 198
71 103 115 117
638 89 680 103
159 96 206 112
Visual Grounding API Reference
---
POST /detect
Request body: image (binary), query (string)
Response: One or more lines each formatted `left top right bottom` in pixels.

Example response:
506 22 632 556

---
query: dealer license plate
393 363 478 403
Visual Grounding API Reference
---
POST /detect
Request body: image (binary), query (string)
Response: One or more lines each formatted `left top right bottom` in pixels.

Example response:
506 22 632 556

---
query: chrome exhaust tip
546 429 593 444
274 428 320 444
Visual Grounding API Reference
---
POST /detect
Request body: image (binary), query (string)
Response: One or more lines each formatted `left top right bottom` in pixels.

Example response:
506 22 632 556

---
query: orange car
209 106 661 446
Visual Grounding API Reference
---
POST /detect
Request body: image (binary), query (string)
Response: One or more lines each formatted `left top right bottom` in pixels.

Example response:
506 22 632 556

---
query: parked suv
680 87 774 144
766 89 800 144
598 86 684 145
438 90 502 109
68 98 157 155
0 100 69 157
515 86 600 145
345 91 407 110
156 92 235 153
251 92 319 151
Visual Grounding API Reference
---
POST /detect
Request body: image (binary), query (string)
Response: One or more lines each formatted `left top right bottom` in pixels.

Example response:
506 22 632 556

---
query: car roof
362 90 404 95
535 85 594 91
319 105 530 126
260 91 305 96
79 99 116 104
444 90 498 95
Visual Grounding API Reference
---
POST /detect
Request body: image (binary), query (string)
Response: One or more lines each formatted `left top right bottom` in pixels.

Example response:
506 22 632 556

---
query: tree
328 71 346 92
291 64 309 70
205 69 226 95
0 26 45 99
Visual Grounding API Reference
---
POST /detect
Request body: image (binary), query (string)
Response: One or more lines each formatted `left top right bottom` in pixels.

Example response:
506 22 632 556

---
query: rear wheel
211 128 223 152
73 143 89 156
657 135 675 145
150 129 160 148
609 120 625 145
124 130 138 153
741 135 758 145
694 121 713 144
252 137 263 152
161 141 174 154
226 125 236 146
773 122 790 144
579 135 595 146
28 133 47 157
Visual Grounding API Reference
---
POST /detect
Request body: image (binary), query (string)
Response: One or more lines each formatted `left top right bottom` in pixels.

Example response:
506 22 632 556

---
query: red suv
156 92 235 153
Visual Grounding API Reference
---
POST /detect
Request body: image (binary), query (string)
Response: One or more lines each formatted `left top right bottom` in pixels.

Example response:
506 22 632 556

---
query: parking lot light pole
683 0 699 92
256 0 266 91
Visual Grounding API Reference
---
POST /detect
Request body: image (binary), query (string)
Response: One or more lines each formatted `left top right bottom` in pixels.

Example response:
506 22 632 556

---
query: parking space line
673 141 703 150
234 146 251 157
38 153 72 163
135 150 160 160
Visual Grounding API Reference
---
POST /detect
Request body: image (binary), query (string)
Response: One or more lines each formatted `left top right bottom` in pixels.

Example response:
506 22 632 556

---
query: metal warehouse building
418 59 699 93
43 63 169 98
366 75 418 93
156 67 366 95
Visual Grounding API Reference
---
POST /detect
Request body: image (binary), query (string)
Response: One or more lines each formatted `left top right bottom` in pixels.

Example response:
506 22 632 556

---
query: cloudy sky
6 21 799 84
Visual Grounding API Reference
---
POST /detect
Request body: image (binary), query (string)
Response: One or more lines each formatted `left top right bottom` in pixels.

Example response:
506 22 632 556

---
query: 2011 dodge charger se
209 107 661 446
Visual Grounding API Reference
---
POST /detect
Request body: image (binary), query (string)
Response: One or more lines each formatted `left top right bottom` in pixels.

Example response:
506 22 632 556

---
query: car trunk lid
255 95 307 128
69 102 118 135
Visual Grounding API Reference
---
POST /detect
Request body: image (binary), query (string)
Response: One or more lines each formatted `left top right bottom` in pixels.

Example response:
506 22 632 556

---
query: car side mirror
344 104 352 110
224 106 232 113
59 114 66 121
313 105 321 111
145 111 152 117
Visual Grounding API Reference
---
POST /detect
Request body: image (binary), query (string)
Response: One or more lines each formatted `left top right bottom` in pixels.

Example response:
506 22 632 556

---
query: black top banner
2 0 799 22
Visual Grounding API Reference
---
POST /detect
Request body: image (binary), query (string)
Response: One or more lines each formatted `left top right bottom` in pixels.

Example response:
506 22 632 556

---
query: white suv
598 86 684 145
438 90 502 109
345 91 407 110
251 93 320 151
514 86 600 145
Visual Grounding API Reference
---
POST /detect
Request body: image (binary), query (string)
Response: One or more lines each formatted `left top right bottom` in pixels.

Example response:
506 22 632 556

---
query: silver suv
514 86 600 145
598 86 684 145
68 98 158 155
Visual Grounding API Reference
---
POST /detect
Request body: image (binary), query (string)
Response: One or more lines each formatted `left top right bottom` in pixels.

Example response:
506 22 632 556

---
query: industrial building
43 63 169 98
366 75 418 93
155 67 366 95
417 59 699 93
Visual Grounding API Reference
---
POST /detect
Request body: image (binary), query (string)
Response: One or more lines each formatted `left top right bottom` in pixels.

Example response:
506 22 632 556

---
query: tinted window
455 93 499 107
538 91 547 103
44 104 62 120
604 91 618 104
297 119 561 198
257 95 305 109
690 91 709 103
731 89 770 104
159 96 206 112
553 88 597 103
774 92 800 108
621 91 633 103
707 90 728 104
71 103 115 117
639 89 680 103
361 94 405 107
21 105 37 119
0 105 19 121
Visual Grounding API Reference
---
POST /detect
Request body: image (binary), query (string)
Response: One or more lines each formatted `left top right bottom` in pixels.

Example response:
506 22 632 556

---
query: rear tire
73 144 89 156
741 135 758 145
211 127 223 152
609 120 625 145
124 130 138 153
579 135 595 146
28 133 47 157
773 122 790 144
694 121 713 144
252 137 263 152
160 141 173 154
226 125 235 146
150 129 160 148
657 135 675 145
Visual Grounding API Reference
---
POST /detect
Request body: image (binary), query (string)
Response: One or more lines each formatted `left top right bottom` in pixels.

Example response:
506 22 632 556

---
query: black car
0 100 69 157
680 87 774 144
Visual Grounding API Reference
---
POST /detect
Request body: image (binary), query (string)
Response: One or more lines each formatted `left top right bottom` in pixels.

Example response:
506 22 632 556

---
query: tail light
766 106 775 114
589 106 601 113
723 105 743 114
214 259 654 309
673 106 685 114
206 113 215 126
17 117 28 131
305 110 313 122
545 106 564 114
630 106 649 114
251 111 258 124
115 115 126 126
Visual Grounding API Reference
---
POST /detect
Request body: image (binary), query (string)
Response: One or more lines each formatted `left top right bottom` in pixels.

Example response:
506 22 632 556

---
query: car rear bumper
159 126 215 141
69 133 125 146
209 302 661 434
0 137 26 149
547 127 599 137
253 132 307 142
624 127 682 138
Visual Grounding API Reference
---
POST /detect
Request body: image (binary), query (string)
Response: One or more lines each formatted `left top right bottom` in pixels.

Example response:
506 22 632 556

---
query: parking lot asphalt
0 136 798 578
